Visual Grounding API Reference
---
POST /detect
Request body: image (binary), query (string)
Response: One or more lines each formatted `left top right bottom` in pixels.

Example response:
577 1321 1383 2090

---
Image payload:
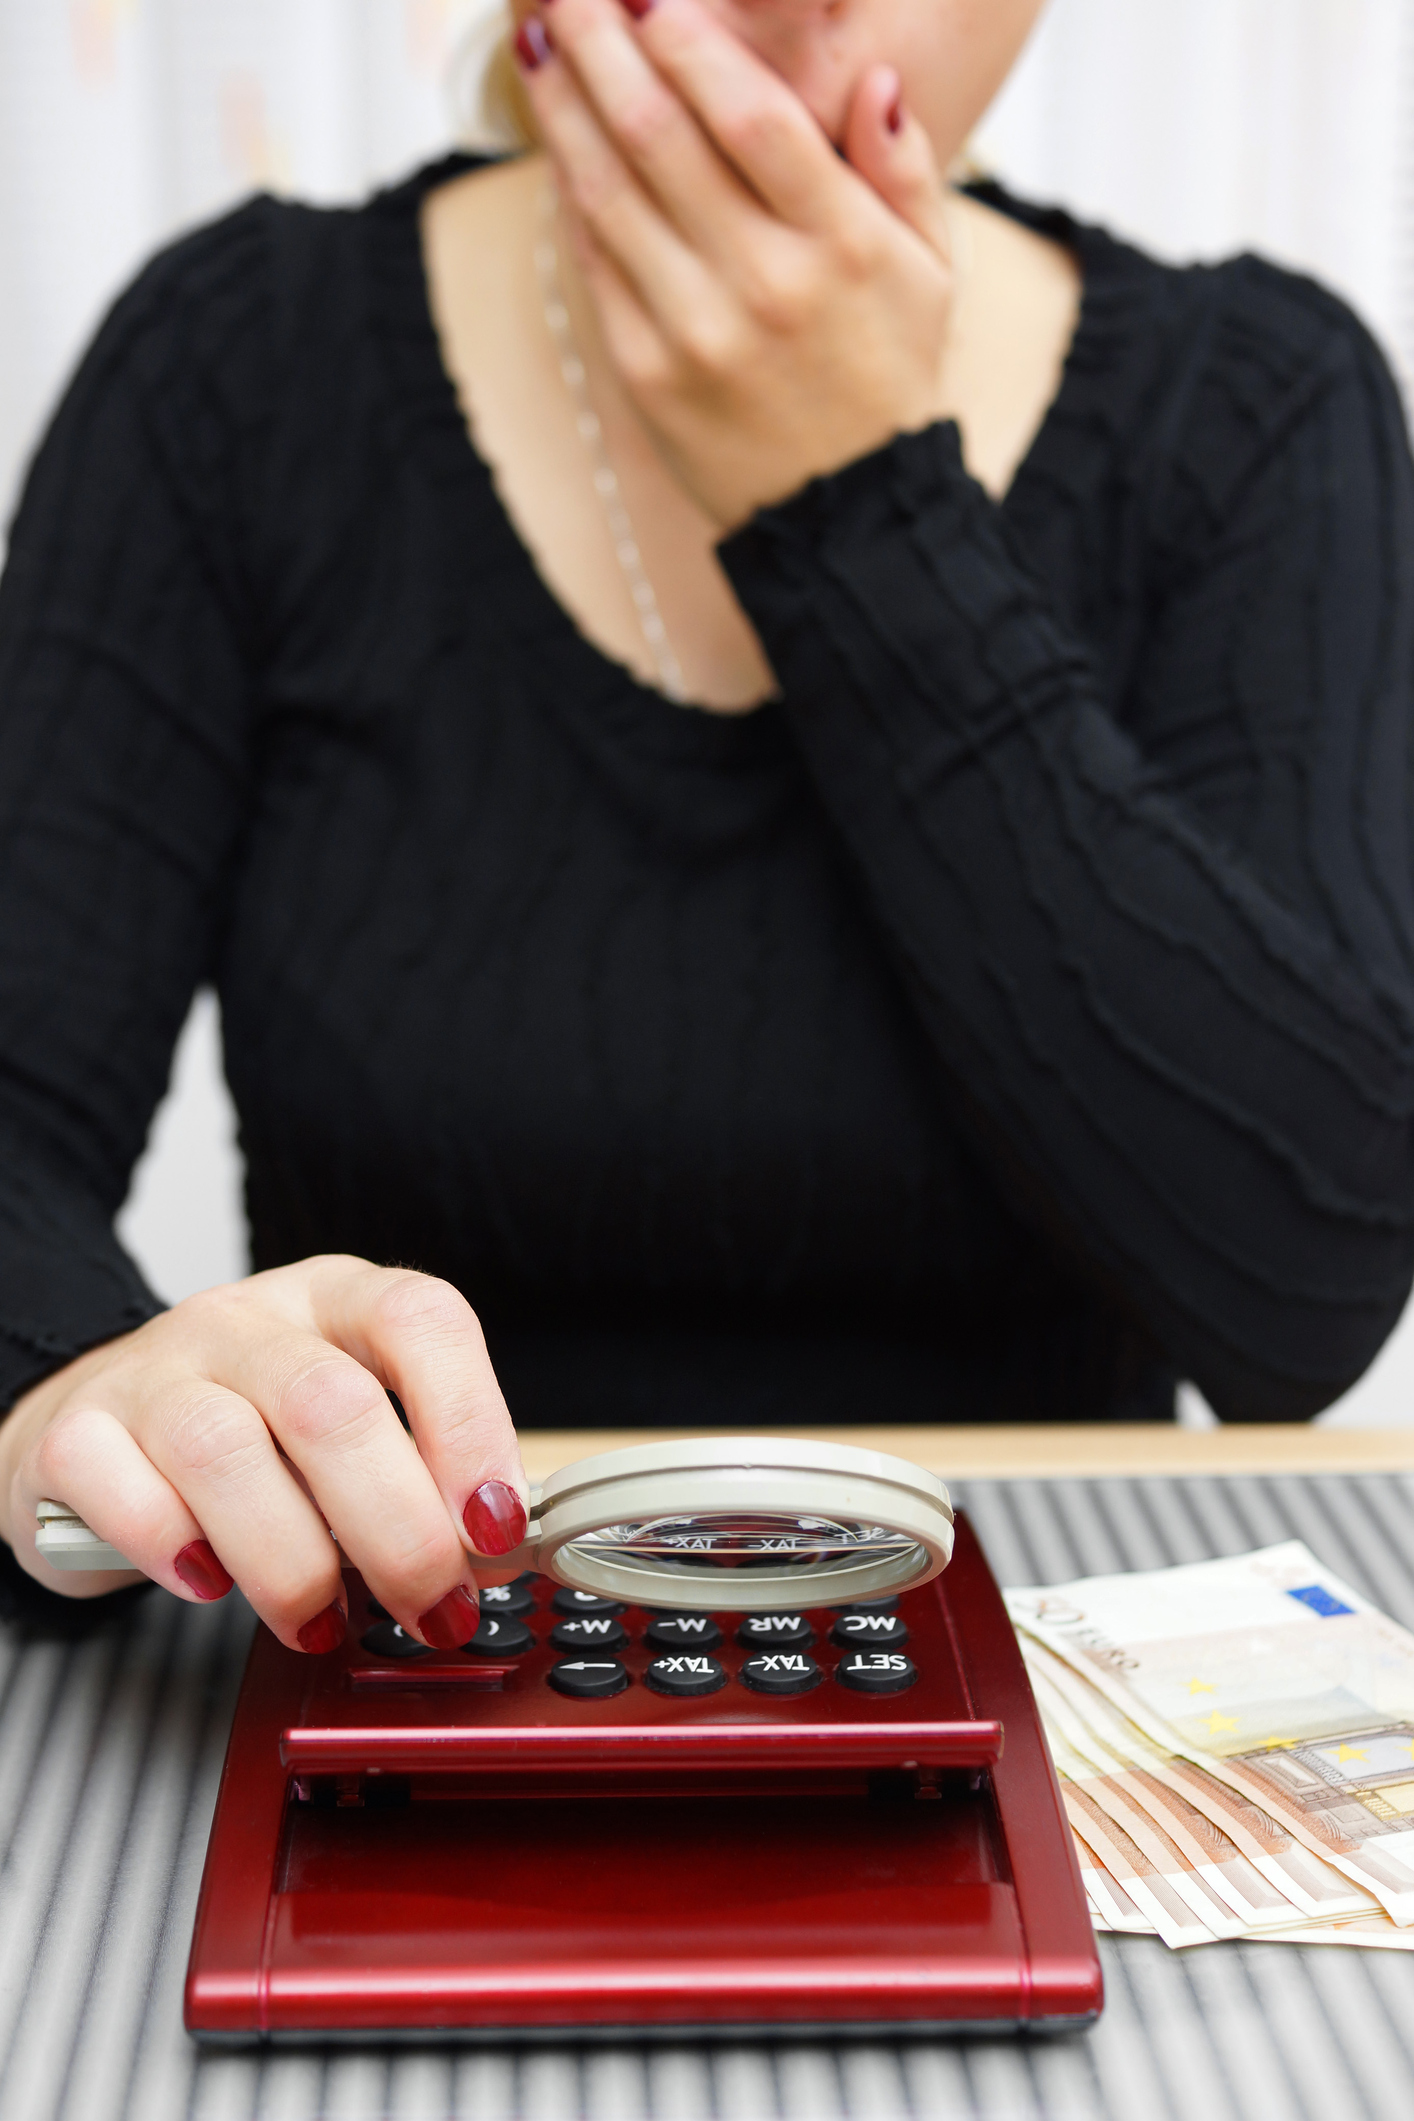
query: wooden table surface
514 1421 1414 1483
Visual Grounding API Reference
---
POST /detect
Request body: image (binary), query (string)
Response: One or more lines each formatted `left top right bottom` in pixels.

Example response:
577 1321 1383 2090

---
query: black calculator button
645 1614 722 1651
552 1588 625 1618
739 1652 823 1696
549 1658 630 1699
737 1613 813 1651
833 1595 900 1616
360 1622 431 1660
479 1581 535 1617
837 1651 917 1694
645 1654 728 1697
462 1614 535 1657
831 1612 910 1650
550 1615 629 1653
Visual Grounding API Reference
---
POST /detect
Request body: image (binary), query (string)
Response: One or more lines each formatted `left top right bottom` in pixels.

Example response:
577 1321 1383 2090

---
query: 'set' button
836 1651 917 1694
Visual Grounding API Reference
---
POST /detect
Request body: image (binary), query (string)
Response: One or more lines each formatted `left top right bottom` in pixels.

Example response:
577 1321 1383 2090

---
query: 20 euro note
1006 1541 1414 1925
1021 1636 1376 1924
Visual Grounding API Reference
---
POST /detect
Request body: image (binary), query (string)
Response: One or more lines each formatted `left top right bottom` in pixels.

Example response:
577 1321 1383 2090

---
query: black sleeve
0 203 272 1412
719 273 1414 1421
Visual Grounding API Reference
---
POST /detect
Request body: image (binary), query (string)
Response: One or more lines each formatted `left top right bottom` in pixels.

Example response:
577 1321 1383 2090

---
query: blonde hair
451 3 538 153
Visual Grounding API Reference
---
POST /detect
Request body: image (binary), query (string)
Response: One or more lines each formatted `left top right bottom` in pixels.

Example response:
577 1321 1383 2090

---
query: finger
530 0 763 264
305 1262 531 1571
125 1368 351 1651
14 1407 180 1598
625 0 852 230
189 1301 480 1645
842 66 954 260
567 205 675 393
524 19 727 338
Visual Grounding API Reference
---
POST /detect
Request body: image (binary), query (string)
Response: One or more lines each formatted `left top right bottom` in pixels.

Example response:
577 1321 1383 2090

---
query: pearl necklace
534 183 688 705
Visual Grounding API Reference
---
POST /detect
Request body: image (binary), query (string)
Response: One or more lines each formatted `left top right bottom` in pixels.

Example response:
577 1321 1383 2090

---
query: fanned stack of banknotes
1005 1542 1414 1949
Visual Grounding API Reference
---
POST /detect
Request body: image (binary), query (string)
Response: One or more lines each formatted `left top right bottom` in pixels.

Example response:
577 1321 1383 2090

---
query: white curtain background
2 0 1412 1421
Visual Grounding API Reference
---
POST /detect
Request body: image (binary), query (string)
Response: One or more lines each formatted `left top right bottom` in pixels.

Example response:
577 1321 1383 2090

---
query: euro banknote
1021 1636 1377 1924
1008 1541 1414 1926
1027 1655 1323 1931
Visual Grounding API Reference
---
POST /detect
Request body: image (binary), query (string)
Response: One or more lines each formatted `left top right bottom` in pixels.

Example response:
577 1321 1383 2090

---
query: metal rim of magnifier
525 1436 954 1611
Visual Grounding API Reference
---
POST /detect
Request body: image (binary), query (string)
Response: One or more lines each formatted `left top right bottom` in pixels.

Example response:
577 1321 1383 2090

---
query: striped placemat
4 1471 1414 2121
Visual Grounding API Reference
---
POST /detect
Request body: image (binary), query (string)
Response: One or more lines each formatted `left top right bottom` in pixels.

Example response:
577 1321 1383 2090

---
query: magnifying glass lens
563 1513 928 1582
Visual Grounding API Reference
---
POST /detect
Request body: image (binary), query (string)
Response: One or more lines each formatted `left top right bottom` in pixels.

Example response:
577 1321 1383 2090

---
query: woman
0 0 1410 1652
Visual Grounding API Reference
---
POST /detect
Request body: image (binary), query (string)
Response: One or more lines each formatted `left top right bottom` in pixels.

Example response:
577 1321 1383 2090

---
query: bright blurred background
2 0 1412 1424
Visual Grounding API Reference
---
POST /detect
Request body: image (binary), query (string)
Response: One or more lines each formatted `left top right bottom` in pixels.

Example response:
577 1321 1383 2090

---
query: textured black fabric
1 153 1411 1446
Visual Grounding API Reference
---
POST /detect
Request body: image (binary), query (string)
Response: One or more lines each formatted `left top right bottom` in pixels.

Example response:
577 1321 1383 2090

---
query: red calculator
182 1438 1101 2042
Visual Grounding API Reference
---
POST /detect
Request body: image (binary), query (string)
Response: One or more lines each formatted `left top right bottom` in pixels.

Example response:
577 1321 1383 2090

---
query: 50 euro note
1040 1711 1233 1944
1022 1636 1376 1925
1007 1541 1414 1925
1024 1649 1342 1933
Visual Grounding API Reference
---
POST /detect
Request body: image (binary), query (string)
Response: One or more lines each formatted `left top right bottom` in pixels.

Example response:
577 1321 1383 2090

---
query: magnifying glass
35 1436 954 1612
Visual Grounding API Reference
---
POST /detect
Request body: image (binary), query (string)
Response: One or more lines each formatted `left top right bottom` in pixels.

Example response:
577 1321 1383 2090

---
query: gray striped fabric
4 1472 1414 2121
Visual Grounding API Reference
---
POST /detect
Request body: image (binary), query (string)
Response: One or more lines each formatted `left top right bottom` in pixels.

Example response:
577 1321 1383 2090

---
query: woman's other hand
0 1257 530 1652
517 0 957 528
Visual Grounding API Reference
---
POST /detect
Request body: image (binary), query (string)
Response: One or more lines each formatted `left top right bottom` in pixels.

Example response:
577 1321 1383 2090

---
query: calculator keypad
355 1583 921 1699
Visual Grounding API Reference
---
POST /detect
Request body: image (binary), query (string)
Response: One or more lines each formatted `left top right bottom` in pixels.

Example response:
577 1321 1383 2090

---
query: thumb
843 65 953 262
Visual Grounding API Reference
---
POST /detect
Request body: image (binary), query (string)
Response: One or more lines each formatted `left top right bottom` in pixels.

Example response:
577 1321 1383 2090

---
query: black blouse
1 153 1412 1442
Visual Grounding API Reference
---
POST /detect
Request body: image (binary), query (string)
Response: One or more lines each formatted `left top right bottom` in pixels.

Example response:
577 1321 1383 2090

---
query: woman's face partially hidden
662 0 1047 161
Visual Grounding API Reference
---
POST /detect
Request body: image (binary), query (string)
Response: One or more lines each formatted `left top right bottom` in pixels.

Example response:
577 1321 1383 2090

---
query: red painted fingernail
514 19 552 69
622 0 656 17
417 1584 481 1650
296 1601 347 1655
173 1540 233 1602
886 92 905 137
464 1480 528 1557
